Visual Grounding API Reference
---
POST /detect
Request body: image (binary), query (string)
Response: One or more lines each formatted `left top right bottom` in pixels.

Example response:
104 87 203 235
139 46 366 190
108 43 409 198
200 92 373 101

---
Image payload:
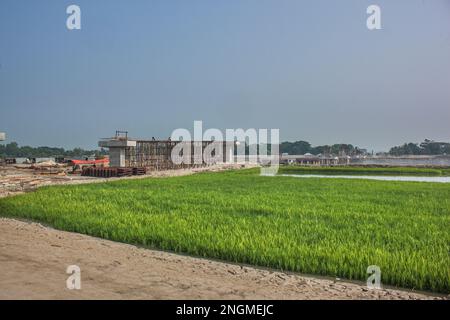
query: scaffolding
125 140 228 170
99 130 232 170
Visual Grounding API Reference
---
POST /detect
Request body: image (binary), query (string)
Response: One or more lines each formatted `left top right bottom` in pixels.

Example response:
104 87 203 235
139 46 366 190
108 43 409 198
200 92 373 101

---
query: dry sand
0 218 445 300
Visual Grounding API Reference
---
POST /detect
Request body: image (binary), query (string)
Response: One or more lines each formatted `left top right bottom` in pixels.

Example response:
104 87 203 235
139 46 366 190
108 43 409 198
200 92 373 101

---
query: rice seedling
0 169 449 293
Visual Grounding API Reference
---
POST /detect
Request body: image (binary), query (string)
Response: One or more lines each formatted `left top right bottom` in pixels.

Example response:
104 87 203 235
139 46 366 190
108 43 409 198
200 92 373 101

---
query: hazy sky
1 0 449 151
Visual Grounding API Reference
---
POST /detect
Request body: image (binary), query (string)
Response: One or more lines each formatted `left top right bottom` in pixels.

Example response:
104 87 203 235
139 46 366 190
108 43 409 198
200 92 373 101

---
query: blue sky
0 0 449 151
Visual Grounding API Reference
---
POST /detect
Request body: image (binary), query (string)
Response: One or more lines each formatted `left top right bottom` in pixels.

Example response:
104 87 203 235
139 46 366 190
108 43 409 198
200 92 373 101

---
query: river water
279 174 450 183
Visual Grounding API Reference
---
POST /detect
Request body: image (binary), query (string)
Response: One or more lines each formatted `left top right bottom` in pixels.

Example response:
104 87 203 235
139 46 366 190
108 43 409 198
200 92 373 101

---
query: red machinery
70 159 109 166
69 158 109 172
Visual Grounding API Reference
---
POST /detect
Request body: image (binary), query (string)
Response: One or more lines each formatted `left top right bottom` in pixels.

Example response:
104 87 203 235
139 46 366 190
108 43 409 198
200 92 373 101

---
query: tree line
0 142 107 158
281 139 450 156
388 139 450 156
1 139 449 158
280 141 366 156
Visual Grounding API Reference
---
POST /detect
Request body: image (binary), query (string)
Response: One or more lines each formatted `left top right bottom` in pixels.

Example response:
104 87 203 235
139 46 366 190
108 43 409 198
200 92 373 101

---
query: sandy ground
0 218 446 300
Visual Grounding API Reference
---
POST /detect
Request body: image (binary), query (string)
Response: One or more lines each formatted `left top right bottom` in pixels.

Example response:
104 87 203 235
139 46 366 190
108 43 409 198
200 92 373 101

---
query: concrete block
98 139 136 148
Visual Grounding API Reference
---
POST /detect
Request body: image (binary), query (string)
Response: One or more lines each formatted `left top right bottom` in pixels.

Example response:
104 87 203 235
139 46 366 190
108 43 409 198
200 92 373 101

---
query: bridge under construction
99 131 231 170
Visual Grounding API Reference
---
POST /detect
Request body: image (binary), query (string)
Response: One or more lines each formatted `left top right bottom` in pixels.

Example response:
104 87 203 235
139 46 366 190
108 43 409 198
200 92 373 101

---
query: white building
0 132 5 141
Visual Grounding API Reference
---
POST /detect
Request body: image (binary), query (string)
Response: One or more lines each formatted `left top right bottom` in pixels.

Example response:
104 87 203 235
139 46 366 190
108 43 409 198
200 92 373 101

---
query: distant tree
389 140 450 155
280 141 364 156
420 140 450 155
3 142 19 156
0 142 106 158
280 141 312 155
311 145 331 155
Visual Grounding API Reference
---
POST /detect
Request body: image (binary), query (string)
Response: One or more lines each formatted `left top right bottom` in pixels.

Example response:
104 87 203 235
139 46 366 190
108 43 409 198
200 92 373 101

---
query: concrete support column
109 148 126 167
99 139 137 168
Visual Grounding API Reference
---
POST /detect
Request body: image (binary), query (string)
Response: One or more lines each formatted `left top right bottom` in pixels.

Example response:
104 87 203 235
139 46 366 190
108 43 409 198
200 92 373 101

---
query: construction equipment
69 158 109 172
81 166 146 178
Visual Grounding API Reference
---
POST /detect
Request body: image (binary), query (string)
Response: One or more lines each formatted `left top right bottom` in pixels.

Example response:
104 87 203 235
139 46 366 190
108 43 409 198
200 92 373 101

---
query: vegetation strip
278 166 450 176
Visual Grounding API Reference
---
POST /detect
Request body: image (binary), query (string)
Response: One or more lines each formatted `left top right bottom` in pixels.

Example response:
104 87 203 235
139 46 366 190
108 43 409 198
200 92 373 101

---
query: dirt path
0 218 444 300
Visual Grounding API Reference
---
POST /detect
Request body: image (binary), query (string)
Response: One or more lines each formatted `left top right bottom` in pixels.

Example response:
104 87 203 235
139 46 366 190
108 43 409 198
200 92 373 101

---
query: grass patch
0 169 449 293
279 165 450 176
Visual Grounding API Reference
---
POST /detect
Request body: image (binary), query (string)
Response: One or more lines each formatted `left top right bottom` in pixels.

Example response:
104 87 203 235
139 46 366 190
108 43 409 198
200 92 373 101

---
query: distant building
280 154 339 166
0 132 5 141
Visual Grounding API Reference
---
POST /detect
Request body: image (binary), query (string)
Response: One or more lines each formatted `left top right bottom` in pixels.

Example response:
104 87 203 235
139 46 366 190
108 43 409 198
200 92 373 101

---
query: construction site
98 131 232 169
0 130 250 198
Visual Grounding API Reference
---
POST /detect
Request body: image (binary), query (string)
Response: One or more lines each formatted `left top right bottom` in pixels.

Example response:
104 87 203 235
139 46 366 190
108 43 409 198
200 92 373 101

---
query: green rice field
0 168 449 293
279 165 450 176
